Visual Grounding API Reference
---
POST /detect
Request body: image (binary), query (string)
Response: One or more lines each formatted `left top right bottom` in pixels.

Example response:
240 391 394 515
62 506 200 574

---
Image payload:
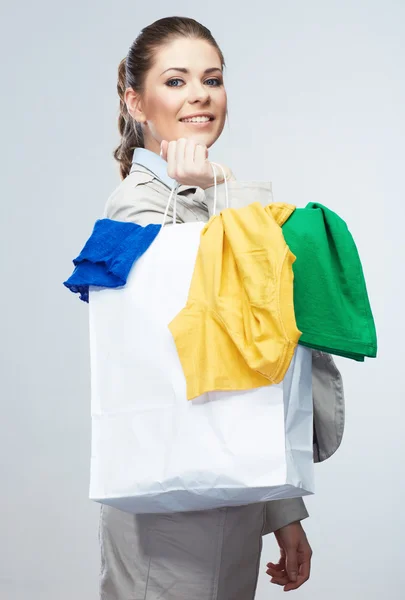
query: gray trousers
99 502 267 600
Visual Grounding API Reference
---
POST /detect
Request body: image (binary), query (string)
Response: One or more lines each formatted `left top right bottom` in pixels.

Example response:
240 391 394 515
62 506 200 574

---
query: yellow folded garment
169 202 302 400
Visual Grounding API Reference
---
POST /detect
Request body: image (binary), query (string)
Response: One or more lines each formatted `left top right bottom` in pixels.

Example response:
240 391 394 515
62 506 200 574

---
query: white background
1 1 404 598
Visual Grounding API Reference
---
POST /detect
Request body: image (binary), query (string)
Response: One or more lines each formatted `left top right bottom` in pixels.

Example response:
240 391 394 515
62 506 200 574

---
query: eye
205 78 222 86
166 78 184 87
166 77 223 88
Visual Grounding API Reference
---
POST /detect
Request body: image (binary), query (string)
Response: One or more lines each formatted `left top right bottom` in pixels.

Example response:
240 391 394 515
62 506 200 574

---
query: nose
187 80 210 104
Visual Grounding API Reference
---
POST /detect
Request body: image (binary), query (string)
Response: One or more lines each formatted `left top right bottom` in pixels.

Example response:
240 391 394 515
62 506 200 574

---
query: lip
180 119 215 128
179 112 215 121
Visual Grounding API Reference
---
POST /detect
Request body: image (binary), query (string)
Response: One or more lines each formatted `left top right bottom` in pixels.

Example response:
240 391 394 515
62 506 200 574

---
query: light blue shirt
131 148 177 189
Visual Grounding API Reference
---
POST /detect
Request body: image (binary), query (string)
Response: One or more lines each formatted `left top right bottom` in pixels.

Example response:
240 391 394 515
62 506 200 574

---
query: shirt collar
131 147 177 189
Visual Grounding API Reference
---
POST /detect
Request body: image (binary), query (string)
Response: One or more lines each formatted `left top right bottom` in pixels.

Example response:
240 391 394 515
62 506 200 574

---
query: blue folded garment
63 219 161 302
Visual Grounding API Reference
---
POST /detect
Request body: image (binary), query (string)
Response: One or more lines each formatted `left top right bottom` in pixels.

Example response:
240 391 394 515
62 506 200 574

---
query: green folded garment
281 202 377 361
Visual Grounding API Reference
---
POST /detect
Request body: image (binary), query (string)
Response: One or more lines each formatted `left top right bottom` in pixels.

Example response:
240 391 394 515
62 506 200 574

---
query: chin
196 131 220 148
173 125 222 148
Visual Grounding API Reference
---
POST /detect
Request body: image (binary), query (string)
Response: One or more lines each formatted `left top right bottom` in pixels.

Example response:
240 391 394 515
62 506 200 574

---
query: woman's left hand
266 521 313 591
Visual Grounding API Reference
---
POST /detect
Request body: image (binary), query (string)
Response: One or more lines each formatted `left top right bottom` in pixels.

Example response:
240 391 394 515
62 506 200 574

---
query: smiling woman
100 15 313 600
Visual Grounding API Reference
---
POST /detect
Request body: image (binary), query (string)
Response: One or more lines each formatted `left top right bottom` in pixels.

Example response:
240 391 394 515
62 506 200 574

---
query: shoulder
103 168 170 226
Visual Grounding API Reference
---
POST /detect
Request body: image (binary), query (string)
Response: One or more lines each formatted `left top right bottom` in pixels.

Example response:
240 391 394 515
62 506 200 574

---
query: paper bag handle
161 162 229 228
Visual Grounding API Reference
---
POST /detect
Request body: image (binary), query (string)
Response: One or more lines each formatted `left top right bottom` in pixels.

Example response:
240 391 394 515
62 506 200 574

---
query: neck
142 129 161 156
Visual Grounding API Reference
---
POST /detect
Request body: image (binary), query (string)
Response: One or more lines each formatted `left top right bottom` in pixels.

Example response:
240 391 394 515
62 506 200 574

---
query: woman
100 16 313 600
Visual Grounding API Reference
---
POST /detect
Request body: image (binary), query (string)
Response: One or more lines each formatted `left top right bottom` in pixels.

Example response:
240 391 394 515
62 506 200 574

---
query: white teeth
182 116 211 123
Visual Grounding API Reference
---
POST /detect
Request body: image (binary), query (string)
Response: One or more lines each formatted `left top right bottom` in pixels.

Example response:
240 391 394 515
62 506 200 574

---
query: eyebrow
160 67 222 76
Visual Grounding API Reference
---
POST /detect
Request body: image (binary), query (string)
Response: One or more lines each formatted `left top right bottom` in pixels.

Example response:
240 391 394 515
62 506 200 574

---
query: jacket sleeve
263 498 309 535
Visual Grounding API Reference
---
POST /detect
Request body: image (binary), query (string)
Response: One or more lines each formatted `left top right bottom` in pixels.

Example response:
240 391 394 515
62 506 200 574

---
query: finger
175 137 187 176
266 561 288 584
270 573 289 586
298 554 311 581
166 140 178 179
297 540 312 578
194 143 208 167
184 138 196 170
285 547 299 583
266 562 284 572
284 574 308 592
267 569 288 580
266 561 283 567
283 555 312 591
266 568 286 579
266 565 286 577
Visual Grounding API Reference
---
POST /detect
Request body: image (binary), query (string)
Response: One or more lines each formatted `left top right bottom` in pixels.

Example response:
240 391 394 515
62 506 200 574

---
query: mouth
179 114 215 124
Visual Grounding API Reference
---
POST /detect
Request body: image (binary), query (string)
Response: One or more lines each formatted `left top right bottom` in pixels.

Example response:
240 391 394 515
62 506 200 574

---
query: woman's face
126 37 227 155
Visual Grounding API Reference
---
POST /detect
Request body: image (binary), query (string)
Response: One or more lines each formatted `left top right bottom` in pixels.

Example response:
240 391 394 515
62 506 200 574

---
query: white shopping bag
88 164 314 513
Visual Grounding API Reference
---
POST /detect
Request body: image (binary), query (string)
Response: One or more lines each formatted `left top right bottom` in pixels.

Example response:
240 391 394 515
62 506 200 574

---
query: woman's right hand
160 138 234 189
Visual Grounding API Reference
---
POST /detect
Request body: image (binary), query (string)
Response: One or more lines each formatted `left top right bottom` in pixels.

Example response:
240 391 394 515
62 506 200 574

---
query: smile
180 115 215 124
180 119 215 128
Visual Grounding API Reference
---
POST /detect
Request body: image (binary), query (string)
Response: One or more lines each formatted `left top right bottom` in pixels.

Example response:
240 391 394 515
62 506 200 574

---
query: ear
124 87 146 123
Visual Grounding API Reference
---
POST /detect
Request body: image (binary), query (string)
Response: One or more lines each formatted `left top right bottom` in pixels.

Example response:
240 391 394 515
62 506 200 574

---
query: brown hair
113 16 226 180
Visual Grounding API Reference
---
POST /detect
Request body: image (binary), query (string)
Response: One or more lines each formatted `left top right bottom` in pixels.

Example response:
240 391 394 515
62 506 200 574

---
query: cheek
146 91 184 141
149 90 182 120
216 90 227 117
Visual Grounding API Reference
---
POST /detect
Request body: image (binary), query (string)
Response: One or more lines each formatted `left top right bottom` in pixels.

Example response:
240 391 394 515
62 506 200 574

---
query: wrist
276 520 302 532
203 168 236 189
